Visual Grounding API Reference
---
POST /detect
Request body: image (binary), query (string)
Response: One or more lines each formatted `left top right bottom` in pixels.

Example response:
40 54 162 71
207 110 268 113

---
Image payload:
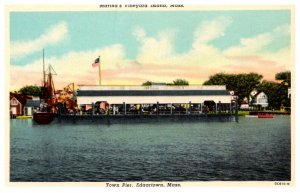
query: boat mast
43 49 45 86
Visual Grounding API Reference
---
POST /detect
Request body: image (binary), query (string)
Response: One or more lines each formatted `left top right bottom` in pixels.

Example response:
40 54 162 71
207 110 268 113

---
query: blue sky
10 9 292 90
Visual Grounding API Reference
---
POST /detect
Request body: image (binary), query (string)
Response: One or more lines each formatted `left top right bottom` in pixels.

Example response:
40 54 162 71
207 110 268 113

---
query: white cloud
10 44 127 91
224 24 290 56
10 18 291 91
193 16 232 47
132 26 146 41
134 28 175 64
11 21 68 59
263 47 291 70
133 17 232 69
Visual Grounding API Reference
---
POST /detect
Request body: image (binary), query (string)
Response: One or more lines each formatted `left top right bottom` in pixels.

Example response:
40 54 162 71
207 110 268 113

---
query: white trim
78 85 227 91
10 97 19 105
77 96 232 105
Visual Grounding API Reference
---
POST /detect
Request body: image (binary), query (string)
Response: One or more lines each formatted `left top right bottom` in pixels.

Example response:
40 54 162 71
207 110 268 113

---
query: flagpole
98 56 101 85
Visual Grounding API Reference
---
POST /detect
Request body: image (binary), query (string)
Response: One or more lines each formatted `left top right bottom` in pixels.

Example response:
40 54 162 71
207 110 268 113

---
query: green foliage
275 71 291 87
142 81 152 86
142 79 189 86
203 72 290 109
257 80 290 109
238 111 250 116
172 79 189 85
203 72 263 101
18 85 42 97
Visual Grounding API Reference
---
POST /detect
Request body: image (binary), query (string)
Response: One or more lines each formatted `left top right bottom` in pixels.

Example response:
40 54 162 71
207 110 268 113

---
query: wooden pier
56 85 239 124
57 99 239 124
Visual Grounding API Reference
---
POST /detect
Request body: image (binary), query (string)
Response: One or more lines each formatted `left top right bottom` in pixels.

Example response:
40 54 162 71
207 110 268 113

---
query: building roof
10 93 27 105
25 100 40 107
78 85 227 91
253 91 267 98
76 86 233 104
77 89 230 97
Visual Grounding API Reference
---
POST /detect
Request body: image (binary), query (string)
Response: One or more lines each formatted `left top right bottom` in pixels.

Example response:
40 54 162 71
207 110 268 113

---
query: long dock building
64 85 238 123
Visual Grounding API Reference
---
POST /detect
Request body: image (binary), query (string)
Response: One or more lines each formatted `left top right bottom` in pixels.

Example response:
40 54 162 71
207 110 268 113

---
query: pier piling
91 102 94 122
235 97 239 123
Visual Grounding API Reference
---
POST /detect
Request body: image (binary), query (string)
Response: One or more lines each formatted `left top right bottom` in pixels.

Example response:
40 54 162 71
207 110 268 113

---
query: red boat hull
258 114 274 118
33 112 56 124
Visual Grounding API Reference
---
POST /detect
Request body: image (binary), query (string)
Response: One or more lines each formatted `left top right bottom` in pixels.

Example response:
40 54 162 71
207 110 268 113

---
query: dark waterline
10 116 291 182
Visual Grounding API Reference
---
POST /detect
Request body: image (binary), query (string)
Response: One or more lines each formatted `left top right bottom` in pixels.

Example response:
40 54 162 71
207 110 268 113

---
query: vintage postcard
5 3 295 189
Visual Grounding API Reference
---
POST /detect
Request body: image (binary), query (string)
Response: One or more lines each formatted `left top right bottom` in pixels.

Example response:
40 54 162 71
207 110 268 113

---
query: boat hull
33 112 56 124
258 114 274 118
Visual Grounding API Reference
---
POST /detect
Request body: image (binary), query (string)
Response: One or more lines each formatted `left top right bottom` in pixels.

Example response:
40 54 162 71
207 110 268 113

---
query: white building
24 98 40 116
77 85 232 105
250 90 268 108
75 85 236 115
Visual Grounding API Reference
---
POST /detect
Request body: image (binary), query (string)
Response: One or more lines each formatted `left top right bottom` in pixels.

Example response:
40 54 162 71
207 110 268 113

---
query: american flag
92 57 100 68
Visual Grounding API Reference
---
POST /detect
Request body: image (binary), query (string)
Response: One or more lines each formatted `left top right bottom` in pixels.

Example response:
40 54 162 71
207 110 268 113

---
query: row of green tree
203 71 291 109
18 71 291 110
142 79 189 86
142 71 290 109
18 85 44 97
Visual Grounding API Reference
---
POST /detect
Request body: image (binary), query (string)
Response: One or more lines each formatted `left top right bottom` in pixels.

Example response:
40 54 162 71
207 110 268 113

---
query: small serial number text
275 182 290 186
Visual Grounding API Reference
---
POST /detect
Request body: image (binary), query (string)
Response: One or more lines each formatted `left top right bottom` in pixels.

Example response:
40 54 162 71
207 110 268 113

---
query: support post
73 111 76 124
91 102 94 122
215 103 217 114
230 102 232 116
106 106 110 125
156 102 159 116
123 102 126 116
57 103 62 123
235 97 239 122
170 103 173 115
199 103 202 114
186 103 188 115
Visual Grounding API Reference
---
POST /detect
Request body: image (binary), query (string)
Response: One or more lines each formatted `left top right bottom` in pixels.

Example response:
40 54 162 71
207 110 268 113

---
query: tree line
142 71 290 109
17 71 291 110
203 71 291 109
142 79 189 86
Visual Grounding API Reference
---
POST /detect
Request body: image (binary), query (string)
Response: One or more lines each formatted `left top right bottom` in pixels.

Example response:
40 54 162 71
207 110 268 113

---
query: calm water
10 116 291 182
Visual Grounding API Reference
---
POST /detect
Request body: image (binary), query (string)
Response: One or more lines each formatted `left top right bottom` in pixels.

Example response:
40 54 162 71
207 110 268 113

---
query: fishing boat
257 113 274 118
33 112 55 124
33 50 57 124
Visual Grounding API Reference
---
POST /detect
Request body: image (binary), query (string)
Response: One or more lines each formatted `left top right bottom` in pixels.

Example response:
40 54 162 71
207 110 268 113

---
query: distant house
249 90 268 108
10 93 27 117
240 101 250 109
24 98 40 116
